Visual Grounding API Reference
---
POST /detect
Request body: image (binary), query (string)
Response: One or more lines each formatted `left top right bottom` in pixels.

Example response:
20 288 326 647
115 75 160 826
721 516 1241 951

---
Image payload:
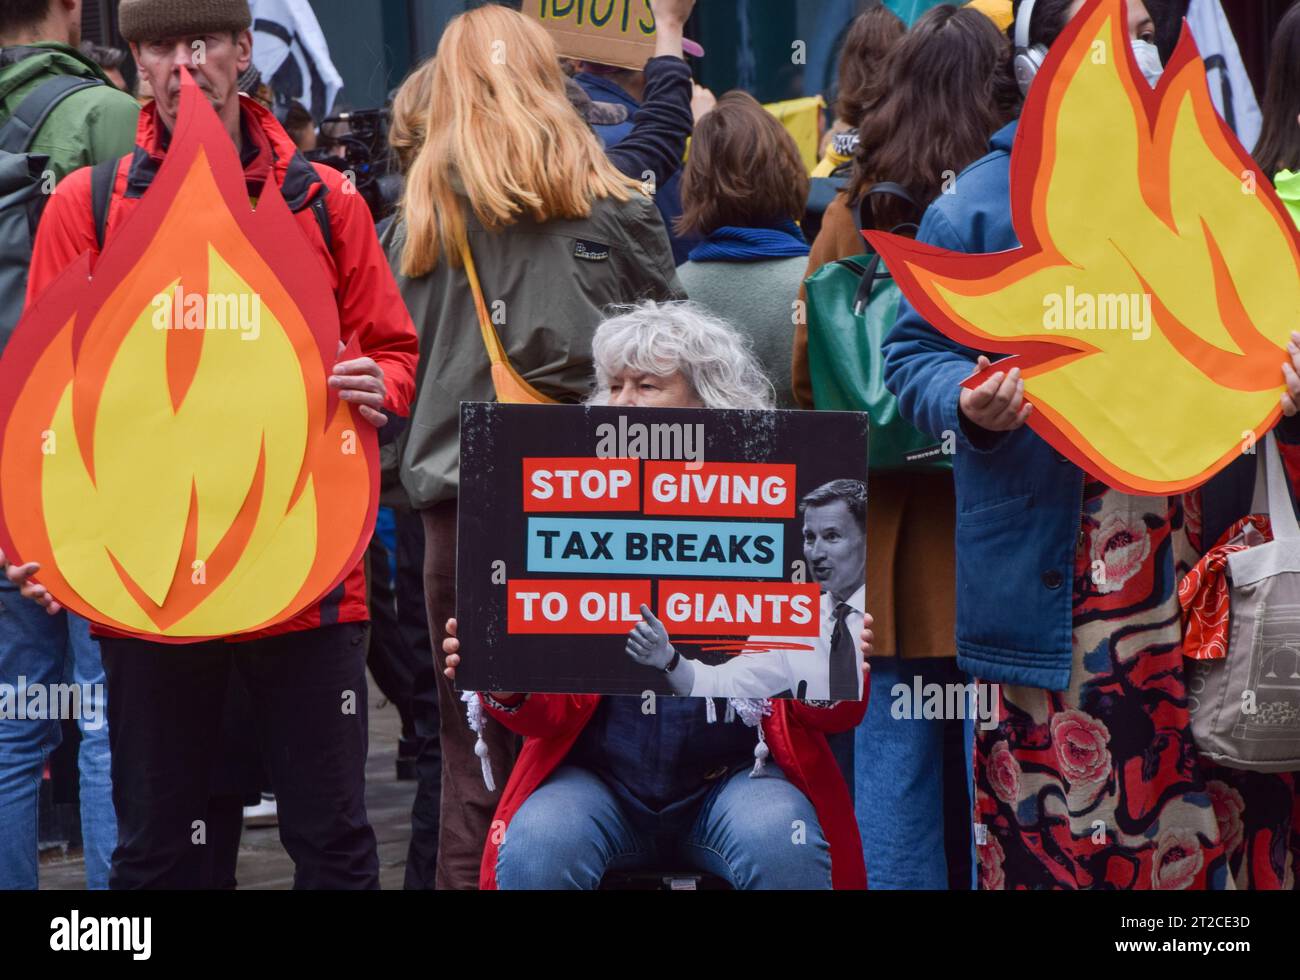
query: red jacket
479 690 870 889
27 95 419 639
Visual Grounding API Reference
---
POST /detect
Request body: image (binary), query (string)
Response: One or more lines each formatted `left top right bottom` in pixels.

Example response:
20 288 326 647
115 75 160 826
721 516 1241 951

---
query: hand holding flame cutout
870 0 1300 493
0 72 380 641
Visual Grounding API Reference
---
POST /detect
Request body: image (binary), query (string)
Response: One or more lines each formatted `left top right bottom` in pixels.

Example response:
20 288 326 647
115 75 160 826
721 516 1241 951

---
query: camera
305 107 404 224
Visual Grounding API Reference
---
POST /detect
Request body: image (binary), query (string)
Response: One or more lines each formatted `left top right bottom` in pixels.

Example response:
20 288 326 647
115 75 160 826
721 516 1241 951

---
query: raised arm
603 0 697 188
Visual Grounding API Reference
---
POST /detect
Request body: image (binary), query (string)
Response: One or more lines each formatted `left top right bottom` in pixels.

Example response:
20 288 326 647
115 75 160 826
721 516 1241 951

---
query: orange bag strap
459 236 510 368
457 234 558 405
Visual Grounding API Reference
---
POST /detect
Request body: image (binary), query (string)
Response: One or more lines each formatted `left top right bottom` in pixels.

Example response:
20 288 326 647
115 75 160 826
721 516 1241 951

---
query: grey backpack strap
1249 438 1270 516
0 75 100 155
1263 433 1300 542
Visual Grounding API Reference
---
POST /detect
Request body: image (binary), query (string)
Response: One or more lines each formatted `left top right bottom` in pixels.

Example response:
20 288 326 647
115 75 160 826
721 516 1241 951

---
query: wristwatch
663 649 681 674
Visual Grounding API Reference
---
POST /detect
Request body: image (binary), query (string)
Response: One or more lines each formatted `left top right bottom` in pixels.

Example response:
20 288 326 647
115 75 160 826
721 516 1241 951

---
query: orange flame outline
866 0 1300 495
0 71 379 641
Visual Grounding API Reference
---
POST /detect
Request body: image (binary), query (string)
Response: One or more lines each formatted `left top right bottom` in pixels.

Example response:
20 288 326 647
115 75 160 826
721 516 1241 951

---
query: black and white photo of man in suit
626 479 867 700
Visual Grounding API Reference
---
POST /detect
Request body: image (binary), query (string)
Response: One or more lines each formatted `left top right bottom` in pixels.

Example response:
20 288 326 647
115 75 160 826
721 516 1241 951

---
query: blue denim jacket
883 121 1082 691
883 120 1300 690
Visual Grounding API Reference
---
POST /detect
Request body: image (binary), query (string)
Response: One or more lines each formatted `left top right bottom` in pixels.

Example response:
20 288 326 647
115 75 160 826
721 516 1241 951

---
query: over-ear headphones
1013 0 1048 96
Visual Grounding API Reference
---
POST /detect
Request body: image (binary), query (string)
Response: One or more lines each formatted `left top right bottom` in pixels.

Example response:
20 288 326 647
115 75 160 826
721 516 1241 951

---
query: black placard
455 403 869 698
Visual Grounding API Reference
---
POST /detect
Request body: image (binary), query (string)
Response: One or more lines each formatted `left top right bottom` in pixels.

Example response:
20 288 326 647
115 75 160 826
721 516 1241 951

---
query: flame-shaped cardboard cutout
0 72 379 641
867 0 1300 494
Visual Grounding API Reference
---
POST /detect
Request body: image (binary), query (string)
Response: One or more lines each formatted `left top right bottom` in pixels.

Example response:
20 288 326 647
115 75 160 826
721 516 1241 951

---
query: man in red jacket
24 0 418 888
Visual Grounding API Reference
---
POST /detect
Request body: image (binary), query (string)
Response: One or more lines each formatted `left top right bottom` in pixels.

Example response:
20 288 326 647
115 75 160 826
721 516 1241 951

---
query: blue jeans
497 764 832 889
0 583 115 889
854 656 955 889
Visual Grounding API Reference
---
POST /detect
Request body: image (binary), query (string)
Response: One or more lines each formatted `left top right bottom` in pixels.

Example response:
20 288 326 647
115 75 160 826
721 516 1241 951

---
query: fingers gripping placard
455 404 869 699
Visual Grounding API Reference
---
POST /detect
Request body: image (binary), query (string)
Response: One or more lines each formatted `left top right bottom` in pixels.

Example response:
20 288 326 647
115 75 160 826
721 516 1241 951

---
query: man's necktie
828 602 859 701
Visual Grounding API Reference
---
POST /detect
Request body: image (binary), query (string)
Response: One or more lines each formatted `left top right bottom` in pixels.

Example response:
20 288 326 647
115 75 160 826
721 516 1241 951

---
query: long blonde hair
389 58 436 175
400 5 639 277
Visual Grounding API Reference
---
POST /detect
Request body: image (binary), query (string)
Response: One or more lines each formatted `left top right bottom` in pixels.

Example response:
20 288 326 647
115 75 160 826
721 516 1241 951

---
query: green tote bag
803 183 951 472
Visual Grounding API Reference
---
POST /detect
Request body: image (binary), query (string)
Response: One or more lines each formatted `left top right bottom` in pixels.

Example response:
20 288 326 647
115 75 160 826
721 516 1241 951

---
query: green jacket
677 256 806 410
382 192 685 509
0 42 139 181
1278 169 1300 231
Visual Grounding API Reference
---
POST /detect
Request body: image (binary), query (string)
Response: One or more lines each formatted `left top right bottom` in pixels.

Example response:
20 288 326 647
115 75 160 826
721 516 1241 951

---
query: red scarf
1178 514 1272 660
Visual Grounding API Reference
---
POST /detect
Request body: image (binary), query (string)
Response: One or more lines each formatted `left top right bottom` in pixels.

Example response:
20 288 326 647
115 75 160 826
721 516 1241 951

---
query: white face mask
1132 39 1164 87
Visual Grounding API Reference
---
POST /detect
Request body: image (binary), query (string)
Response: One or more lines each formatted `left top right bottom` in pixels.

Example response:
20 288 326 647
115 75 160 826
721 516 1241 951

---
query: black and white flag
249 0 344 121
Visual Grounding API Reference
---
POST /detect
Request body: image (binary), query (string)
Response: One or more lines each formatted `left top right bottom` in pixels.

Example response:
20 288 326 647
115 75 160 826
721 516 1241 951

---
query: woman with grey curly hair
587 300 775 410
441 299 875 890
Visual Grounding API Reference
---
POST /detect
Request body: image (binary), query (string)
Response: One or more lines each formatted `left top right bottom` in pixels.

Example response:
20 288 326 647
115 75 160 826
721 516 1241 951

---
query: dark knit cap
118 0 253 43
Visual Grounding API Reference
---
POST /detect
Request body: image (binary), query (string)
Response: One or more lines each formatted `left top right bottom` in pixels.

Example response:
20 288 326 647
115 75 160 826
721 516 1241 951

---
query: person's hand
690 83 716 122
651 0 695 58
859 612 874 672
0 548 62 615
441 618 516 701
441 617 461 680
625 604 675 670
959 356 1033 432
1282 331 1300 417
651 0 695 30
330 346 388 428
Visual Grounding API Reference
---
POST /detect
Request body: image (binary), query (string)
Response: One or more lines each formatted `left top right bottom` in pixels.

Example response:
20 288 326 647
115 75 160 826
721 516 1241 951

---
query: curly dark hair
834 2 906 128
846 3 1018 220
1254 2 1300 177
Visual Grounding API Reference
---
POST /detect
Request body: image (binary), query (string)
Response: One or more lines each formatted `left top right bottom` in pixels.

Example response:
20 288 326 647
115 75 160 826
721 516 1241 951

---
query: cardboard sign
0 71 379 641
867 0 1300 494
455 404 870 699
525 0 658 70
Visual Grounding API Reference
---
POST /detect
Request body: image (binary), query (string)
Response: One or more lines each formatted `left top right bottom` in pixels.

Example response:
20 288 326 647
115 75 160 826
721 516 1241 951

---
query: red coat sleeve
481 692 598 739
27 165 100 305
318 168 418 417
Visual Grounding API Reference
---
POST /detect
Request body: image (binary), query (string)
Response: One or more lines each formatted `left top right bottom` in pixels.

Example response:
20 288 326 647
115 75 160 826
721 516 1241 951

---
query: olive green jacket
381 191 685 509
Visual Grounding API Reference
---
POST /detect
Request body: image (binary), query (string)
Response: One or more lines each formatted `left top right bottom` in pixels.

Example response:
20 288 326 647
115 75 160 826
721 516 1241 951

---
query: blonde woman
387 57 435 178
380 3 683 890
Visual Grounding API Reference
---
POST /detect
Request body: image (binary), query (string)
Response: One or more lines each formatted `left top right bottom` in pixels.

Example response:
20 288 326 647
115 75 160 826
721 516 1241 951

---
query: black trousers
365 532 421 741
395 508 442 889
100 622 380 890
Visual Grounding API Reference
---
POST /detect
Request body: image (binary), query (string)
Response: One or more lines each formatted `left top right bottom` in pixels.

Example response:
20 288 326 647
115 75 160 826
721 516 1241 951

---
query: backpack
802 183 952 472
87 155 336 252
1187 433 1300 771
0 52 102 353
